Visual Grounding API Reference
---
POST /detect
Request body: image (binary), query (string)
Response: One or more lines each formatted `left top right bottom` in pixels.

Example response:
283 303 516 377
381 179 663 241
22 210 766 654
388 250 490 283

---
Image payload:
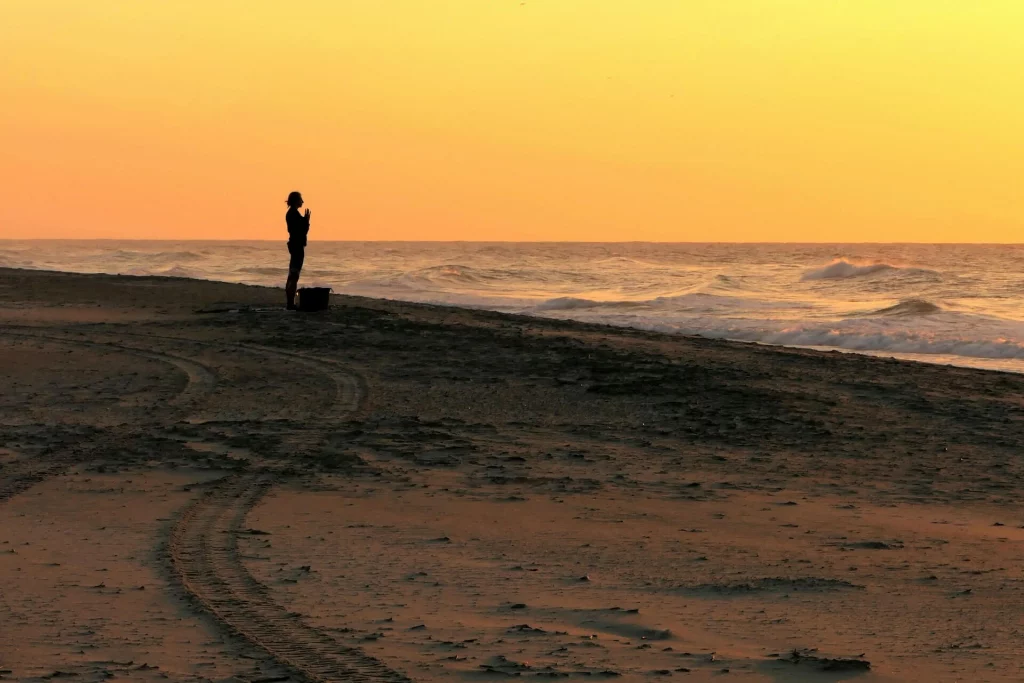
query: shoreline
3 267 1024 681
2 264 1020 376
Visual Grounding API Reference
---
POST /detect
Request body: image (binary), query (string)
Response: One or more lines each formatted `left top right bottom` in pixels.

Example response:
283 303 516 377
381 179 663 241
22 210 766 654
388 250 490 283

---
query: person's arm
304 209 311 228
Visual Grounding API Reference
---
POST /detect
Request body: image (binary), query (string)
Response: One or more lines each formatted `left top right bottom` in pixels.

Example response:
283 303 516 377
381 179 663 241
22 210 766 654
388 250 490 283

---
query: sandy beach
4 266 1024 683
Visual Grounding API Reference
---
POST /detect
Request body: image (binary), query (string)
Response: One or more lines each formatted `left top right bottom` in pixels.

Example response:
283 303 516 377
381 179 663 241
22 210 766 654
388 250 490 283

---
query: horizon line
4 239 1024 246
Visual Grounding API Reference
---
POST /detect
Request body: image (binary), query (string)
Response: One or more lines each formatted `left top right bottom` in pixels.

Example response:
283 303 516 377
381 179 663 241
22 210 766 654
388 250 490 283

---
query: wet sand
3 266 1024 682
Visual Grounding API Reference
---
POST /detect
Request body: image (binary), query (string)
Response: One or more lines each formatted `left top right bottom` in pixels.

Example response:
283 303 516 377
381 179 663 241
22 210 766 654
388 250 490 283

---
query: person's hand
304 209 311 221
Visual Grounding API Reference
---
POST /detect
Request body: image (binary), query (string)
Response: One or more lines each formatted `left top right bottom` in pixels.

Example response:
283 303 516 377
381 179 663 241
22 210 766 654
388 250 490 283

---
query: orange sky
2 1 1023 241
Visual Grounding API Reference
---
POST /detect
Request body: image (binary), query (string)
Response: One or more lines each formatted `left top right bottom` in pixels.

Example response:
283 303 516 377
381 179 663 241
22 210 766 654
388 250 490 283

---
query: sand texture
3 267 1024 682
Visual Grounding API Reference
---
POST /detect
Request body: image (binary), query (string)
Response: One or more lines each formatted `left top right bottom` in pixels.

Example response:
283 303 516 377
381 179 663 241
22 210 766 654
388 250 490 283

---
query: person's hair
286 191 303 207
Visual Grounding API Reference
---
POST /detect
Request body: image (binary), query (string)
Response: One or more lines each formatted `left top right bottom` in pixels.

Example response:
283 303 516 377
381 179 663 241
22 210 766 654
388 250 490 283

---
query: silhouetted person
285 191 310 309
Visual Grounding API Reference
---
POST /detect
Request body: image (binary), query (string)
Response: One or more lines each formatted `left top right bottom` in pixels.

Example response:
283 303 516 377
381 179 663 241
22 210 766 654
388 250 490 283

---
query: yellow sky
2 1 1023 241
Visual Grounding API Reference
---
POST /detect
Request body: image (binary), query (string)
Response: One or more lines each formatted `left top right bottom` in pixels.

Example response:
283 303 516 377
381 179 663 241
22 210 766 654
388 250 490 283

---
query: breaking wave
112 249 205 262
533 296 648 311
802 259 938 281
861 299 943 317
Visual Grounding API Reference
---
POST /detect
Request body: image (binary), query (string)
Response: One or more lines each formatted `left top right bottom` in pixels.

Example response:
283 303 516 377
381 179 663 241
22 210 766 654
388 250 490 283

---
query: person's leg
286 270 298 309
286 243 300 309
286 245 305 309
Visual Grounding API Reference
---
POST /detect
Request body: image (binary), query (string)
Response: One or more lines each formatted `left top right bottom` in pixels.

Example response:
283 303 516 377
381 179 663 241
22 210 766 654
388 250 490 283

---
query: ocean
5 240 1024 373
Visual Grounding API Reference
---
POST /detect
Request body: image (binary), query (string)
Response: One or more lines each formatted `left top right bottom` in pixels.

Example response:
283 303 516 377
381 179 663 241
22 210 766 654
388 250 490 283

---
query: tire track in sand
0 330 351 501
169 475 411 683
0 331 219 502
0 331 354 423
0 331 217 418
168 351 410 683
2 329 404 680
0 457 72 503
103 333 367 461
109 331 367 420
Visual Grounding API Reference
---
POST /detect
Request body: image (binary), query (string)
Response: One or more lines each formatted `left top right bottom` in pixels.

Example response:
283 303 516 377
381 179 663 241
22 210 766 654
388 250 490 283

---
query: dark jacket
286 207 310 247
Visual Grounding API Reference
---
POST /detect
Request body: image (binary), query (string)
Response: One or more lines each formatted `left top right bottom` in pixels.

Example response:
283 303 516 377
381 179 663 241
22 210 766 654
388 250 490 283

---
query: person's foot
286 303 297 310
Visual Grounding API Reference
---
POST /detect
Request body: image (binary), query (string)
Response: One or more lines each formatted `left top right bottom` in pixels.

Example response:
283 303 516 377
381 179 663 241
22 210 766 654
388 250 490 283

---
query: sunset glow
3 1 1023 241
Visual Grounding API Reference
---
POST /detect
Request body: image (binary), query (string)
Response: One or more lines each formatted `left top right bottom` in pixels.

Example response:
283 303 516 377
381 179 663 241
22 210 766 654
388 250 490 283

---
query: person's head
286 191 304 208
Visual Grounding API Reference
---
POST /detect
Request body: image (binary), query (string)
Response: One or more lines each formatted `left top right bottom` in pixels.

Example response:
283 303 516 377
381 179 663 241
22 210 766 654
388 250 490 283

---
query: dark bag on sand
297 287 331 312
